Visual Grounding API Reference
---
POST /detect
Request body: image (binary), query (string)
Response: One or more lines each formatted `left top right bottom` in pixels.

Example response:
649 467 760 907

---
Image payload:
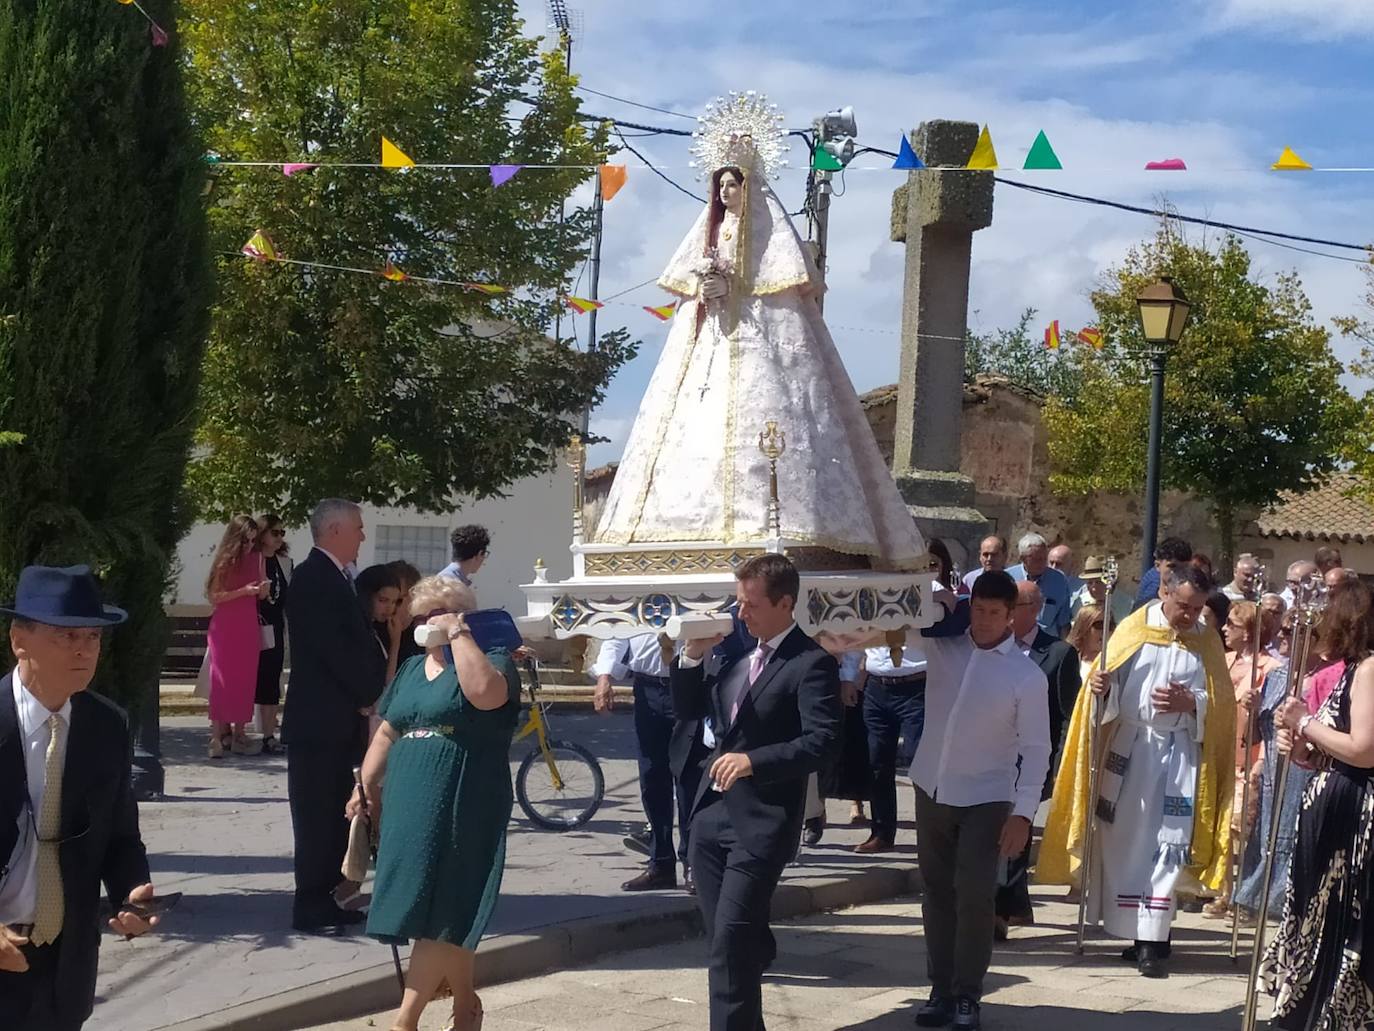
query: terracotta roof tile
1255 473 1374 544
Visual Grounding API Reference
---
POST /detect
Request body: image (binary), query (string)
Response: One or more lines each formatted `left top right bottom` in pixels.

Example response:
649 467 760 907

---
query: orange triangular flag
381 137 415 169
1272 146 1313 171
600 164 628 202
381 262 407 282
565 296 604 314
464 283 507 296
643 301 678 321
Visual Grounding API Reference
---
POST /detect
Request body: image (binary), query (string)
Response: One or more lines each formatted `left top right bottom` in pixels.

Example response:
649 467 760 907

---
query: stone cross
889 120 995 558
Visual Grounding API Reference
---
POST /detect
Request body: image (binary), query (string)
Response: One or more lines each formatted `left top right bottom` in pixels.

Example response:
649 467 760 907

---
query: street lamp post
1135 276 1192 580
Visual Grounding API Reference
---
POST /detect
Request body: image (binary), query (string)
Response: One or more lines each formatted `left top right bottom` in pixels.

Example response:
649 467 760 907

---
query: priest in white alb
1038 565 1234 978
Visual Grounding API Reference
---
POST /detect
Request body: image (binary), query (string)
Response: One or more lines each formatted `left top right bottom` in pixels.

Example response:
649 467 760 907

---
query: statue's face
718 171 743 214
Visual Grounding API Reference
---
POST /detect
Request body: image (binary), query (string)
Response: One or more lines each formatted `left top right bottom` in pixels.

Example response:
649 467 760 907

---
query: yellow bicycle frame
512 694 566 792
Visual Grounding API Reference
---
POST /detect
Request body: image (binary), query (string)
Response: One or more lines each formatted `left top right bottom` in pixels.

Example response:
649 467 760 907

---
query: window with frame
373 524 449 574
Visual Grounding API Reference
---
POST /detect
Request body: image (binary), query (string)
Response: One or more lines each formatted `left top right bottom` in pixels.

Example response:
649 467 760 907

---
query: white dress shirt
0 668 72 925
860 631 928 679
591 633 672 680
909 630 1051 821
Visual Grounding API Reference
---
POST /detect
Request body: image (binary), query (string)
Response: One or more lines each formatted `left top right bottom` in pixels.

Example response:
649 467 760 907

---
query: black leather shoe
914 993 953 1027
802 816 825 846
621 865 676 892
683 865 696 896
1121 940 1172 963
1136 942 1167 979
292 905 365 934
952 997 981 1030
993 917 1009 942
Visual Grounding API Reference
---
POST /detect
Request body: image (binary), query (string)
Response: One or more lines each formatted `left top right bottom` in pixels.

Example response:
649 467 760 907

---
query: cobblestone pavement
307 895 1248 1031
94 714 919 1030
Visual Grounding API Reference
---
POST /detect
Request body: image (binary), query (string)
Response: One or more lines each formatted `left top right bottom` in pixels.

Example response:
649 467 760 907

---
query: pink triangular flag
1145 157 1187 171
489 164 522 187
282 163 317 176
150 22 169 47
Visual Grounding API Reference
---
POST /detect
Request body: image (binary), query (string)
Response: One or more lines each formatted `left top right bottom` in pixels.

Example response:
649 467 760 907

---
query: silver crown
688 91 790 181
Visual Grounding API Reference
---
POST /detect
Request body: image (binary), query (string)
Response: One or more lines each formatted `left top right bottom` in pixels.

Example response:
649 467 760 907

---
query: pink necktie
733 644 772 723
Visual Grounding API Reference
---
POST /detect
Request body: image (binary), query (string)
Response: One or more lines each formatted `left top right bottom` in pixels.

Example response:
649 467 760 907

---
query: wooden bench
163 604 210 678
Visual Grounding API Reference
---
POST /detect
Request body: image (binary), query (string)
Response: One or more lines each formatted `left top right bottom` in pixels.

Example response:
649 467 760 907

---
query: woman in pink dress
206 515 268 758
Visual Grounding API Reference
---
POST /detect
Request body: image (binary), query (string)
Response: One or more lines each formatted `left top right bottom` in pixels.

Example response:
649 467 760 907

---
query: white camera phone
413 623 449 650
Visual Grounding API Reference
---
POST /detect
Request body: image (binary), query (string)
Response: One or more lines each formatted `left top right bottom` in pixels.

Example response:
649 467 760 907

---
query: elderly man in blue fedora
0 565 166 1030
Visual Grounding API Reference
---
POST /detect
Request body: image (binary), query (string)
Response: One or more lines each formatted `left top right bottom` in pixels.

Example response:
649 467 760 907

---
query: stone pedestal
890 119 995 561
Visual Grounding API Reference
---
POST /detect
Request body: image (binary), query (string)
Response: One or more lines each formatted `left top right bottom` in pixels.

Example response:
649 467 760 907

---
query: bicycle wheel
515 739 604 831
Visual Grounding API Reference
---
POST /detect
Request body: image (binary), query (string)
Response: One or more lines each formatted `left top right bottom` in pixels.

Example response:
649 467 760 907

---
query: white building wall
172 463 575 616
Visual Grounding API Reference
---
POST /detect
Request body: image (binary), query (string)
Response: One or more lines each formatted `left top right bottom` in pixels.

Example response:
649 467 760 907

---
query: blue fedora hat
0 564 128 627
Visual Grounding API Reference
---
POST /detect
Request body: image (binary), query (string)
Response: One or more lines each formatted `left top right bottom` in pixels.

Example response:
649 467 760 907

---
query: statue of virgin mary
593 93 926 570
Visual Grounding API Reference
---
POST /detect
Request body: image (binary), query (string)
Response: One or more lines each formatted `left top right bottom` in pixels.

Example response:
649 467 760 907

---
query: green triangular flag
1023 130 1062 170
811 147 844 172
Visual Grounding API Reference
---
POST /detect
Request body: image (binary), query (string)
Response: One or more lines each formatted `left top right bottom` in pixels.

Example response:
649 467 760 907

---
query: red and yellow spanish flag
643 301 678 322
1044 319 1061 350
565 296 604 315
381 262 408 282
464 283 507 296
1076 326 1104 349
241 230 277 262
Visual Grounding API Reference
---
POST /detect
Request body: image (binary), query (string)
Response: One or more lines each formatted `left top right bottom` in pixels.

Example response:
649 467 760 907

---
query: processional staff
1241 574 1328 1031
1075 556 1119 953
1231 564 1268 961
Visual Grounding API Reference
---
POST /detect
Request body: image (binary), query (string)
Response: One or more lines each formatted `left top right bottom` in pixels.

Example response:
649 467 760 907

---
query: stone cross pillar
890 120 995 562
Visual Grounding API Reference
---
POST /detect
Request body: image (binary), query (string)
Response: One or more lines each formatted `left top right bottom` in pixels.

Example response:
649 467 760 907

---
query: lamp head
1135 275 1192 346
815 106 858 141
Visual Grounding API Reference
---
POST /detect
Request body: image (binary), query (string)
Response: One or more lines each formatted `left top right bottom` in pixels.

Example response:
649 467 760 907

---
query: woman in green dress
348 575 522 1031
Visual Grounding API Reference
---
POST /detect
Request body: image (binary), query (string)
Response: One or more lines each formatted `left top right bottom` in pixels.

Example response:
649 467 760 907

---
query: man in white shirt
1278 559 1316 610
910 571 1051 1031
1221 553 1260 602
592 632 691 892
961 535 1007 594
850 633 926 854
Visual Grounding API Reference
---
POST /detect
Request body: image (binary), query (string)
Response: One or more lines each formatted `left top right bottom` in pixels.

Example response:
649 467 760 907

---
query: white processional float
519 92 938 664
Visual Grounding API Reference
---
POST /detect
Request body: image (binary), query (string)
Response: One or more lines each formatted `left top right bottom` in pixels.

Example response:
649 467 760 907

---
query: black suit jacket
0 676 150 1027
670 625 841 865
282 548 387 749
668 613 757 782
1027 628 1081 754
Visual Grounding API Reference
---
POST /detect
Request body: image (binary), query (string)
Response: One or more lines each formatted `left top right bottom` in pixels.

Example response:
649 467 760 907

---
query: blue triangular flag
893 134 924 170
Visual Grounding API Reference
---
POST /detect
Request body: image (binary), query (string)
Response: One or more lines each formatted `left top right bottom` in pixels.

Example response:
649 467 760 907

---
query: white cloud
1203 0 1374 37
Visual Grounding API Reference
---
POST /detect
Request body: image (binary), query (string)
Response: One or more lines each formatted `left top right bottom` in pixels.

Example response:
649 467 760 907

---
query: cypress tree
0 0 211 713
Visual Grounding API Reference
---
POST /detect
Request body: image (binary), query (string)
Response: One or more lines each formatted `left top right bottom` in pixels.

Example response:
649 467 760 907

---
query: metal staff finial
1076 554 1119 953
758 421 786 539
566 434 586 545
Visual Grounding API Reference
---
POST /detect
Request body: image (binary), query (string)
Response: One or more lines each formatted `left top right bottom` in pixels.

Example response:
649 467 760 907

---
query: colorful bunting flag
464 283 507 296
1023 130 1062 170
1145 158 1187 171
811 147 844 172
282 162 317 176
150 22 169 46
490 164 522 187
893 135 924 170
241 230 277 262
381 262 407 282
1272 146 1313 171
966 126 998 170
643 302 678 322
1076 327 1104 349
565 296 604 315
381 137 415 169
1044 320 1061 350
600 164 628 202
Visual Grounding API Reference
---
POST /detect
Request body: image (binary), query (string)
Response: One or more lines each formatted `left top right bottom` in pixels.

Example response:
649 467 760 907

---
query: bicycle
513 657 605 830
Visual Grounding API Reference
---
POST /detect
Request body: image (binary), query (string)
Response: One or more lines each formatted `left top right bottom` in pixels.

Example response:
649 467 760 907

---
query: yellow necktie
31 713 66 945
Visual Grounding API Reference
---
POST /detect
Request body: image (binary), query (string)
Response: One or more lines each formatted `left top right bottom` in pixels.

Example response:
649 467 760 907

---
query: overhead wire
575 85 697 121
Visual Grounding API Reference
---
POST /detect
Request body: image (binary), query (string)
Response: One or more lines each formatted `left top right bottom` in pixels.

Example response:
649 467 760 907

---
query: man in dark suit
996 579 1081 934
0 565 165 1030
671 555 841 1030
284 499 386 932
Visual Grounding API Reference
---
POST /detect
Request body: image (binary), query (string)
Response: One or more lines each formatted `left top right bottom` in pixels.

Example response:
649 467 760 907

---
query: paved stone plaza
309 895 1248 1031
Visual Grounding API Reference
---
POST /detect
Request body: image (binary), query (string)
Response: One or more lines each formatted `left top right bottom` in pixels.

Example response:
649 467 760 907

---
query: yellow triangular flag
381 136 415 169
966 126 998 170
1272 146 1313 171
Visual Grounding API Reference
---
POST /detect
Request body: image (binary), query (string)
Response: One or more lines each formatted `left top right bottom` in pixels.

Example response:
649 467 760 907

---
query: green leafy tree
183 0 635 522
1045 227 1358 568
1332 253 1374 497
0 1 211 710
965 308 1089 402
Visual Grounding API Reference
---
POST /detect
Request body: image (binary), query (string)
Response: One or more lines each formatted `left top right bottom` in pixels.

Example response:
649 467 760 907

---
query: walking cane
1230 565 1268 962
351 768 405 997
1075 556 1119 953
1241 575 1326 1031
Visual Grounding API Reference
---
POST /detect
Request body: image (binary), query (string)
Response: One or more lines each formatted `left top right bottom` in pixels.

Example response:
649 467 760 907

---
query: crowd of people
3 512 1372 1031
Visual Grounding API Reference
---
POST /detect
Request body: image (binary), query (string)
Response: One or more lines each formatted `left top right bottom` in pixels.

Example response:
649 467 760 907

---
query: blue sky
514 0 1374 464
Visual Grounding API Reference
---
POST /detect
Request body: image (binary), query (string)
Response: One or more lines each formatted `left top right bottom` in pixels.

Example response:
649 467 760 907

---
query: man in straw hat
0 565 165 1029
